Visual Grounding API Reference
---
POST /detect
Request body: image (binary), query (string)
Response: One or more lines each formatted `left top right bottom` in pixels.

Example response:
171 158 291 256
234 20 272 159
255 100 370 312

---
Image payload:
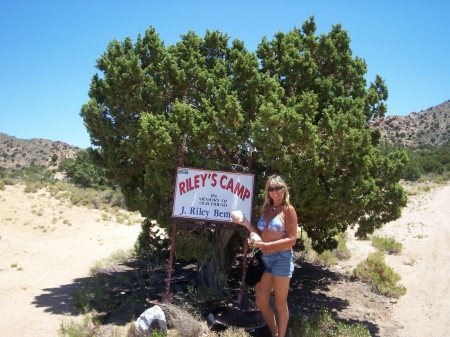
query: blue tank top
257 212 285 232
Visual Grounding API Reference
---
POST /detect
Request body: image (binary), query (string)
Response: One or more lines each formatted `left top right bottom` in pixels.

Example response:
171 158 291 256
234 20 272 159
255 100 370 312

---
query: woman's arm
240 217 261 236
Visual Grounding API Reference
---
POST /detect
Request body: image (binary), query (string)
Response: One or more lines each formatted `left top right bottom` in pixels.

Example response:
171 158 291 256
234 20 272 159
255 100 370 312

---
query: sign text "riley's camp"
178 172 251 201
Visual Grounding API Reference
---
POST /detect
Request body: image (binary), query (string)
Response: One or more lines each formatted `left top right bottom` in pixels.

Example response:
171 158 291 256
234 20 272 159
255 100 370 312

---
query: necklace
271 204 283 212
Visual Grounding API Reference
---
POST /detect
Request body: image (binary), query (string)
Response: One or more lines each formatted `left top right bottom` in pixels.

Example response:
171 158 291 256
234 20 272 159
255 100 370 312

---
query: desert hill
371 100 450 147
0 133 79 170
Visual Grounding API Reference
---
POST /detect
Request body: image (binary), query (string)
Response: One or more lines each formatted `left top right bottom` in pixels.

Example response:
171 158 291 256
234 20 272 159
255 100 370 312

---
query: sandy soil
334 183 450 337
0 185 142 337
0 182 449 337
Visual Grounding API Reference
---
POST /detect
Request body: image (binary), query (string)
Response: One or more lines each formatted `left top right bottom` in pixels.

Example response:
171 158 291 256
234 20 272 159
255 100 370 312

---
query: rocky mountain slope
0 133 79 170
371 100 450 147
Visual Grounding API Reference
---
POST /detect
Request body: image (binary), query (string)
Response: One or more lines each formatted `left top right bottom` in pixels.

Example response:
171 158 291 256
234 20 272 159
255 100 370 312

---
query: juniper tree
81 17 407 288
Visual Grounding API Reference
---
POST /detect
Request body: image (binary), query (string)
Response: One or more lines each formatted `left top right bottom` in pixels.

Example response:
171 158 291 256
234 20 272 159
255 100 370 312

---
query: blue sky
1 1 449 148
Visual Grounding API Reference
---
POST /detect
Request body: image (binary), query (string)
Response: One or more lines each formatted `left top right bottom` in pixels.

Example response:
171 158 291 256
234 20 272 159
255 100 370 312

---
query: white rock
135 305 167 336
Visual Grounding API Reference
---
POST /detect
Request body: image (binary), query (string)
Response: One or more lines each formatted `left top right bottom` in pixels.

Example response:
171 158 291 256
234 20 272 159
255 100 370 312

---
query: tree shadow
31 260 188 325
32 259 382 336
32 278 86 316
285 261 381 337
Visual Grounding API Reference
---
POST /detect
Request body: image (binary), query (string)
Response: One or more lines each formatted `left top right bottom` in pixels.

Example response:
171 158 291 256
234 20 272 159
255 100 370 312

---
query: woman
234 174 297 337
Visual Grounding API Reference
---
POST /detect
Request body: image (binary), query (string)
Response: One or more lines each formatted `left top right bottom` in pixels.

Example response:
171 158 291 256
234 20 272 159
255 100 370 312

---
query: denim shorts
261 249 294 277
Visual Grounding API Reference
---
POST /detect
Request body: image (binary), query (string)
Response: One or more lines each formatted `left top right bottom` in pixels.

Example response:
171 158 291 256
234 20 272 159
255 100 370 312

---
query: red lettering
179 181 186 195
211 173 217 187
220 175 228 189
200 173 208 186
234 182 245 199
194 174 200 189
226 178 234 192
243 188 250 200
186 177 192 191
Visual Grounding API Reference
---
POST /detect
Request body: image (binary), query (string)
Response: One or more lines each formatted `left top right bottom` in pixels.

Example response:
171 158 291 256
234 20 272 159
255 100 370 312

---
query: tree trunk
197 228 240 294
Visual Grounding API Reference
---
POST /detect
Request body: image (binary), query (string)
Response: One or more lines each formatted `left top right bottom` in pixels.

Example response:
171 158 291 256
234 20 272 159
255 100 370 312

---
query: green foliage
334 233 351 260
46 182 126 210
354 252 406 298
9 165 56 183
402 142 450 181
289 310 370 337
59 148 112 188
174 230 214 263
81 18 407 260
302 231 349 265
134 218 170 259
1 177 15 185
24 181 46 193
371 235 402 254
58 315 101 337
148 331 165 337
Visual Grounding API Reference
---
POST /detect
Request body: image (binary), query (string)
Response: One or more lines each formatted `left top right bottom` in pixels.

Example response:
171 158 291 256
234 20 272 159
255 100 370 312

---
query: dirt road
341 183 450 337
382 185 450 337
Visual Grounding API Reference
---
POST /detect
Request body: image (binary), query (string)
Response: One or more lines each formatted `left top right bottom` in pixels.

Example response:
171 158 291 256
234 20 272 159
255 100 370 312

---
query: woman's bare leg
272 275 291 337
255 273 278 336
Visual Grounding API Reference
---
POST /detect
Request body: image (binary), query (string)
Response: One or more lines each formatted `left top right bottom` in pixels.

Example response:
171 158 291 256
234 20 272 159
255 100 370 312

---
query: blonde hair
261 175 290 215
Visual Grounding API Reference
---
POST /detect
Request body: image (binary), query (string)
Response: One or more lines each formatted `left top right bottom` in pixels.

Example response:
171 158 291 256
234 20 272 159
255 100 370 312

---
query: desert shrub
52 184 126 210
59 148 113 189
59 314 102 337
431 172 450 184
405 142 450 180
354 252 406 298
135 219 170 260
89 249 135 275
289 310 370 337
73 250 137 315
382 142 450 181
304 248 337 267
371 236 402 254
333 233 351 260
24 181 45 193
1 177 15 185
47 181 68 196
17 165 56 183
404 161 422 181
420 185 431 192
0 180 4 190
73 275 115 314
158 302 206 337
315 250 338 267
301 232 345 266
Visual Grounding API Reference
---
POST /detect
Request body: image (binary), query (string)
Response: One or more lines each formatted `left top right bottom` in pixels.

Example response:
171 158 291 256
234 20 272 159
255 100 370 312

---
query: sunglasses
268 186 284 192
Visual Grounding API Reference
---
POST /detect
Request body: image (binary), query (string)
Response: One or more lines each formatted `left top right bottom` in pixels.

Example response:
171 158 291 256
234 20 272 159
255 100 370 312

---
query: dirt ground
0 182 449 337
0 185 142 337
322 182 450 337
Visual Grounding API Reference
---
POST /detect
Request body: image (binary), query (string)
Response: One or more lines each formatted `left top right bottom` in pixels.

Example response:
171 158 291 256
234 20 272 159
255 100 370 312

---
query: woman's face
268 185 285 205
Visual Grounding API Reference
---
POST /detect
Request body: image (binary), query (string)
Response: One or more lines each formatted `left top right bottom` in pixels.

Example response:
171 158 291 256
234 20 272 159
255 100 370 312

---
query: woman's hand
231 210 245 224
249 240 265 249
248 232 262 245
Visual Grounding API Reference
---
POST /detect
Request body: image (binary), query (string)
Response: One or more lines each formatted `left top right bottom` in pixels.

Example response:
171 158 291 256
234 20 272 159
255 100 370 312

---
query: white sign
172 167 254 223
